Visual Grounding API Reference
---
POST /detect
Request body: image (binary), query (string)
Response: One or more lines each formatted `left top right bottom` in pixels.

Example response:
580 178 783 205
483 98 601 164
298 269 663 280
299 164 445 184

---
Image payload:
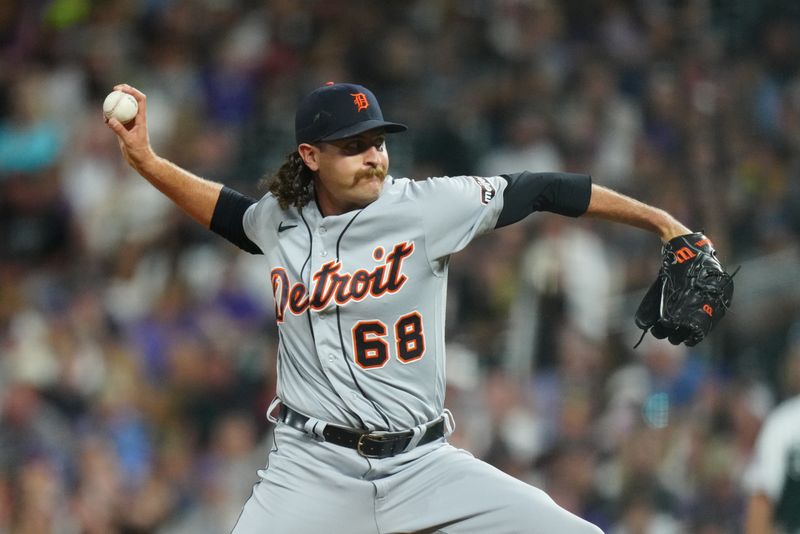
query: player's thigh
380 445 603 534
231 426 377 534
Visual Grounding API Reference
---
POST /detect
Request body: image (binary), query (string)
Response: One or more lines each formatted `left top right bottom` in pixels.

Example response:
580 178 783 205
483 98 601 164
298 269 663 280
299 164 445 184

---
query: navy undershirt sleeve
495 172 592 228
209 186 262 254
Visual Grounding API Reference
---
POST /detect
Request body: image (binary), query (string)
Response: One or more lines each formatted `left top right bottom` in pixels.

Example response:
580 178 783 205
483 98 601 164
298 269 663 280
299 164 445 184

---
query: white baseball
103 90 138 123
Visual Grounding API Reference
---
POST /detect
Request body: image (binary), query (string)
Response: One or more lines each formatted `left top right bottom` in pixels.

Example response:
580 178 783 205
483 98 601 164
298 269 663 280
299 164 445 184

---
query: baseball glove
634 232 736 347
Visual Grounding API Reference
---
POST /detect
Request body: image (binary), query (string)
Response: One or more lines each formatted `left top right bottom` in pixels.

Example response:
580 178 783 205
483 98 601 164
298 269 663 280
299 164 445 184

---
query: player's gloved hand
634 232 736 347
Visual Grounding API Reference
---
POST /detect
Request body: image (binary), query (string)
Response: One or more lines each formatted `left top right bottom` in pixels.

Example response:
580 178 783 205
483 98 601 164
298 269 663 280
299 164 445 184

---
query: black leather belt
278 405 445 459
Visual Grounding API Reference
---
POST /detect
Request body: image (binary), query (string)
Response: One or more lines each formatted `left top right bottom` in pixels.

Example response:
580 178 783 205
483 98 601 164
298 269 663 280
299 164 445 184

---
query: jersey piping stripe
298 209 316 343
298 209 313 287
335 208 392 430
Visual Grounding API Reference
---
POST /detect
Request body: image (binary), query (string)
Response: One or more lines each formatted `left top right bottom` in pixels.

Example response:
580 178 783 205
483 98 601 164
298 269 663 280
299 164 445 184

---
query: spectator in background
479 108 563 178
743 325 800 534
0 70 72 266
743 392 800 534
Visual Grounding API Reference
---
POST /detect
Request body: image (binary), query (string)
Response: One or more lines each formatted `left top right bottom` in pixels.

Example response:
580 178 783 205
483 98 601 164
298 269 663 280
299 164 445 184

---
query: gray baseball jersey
243 174 506 431
234 174 603 534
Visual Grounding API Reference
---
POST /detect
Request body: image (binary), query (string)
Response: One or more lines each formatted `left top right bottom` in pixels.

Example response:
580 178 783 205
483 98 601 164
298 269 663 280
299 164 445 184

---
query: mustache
354 165 387 181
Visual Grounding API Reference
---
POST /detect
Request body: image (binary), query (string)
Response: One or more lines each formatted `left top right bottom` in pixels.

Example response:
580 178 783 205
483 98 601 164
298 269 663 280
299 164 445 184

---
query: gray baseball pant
231 424 603 533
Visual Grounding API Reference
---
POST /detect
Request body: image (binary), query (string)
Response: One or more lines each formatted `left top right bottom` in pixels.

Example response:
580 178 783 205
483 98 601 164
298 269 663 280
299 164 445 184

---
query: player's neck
314 192 347 217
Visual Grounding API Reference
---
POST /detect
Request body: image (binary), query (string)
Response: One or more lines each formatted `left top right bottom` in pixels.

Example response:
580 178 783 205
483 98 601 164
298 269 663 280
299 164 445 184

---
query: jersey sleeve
209 187 261 254
410 175 508 261
743 412 788 500
242 193 279 254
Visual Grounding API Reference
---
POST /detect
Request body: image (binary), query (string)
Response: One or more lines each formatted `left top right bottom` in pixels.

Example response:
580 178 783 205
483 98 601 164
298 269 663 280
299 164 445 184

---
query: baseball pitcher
106 81 733 533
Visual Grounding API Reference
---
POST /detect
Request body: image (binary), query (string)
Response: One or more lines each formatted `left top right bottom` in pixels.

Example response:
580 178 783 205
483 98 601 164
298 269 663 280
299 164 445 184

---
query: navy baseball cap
295 83 407 145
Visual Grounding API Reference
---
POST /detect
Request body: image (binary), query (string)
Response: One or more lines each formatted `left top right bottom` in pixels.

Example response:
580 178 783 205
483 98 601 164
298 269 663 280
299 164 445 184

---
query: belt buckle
356 432 384 459
356 431 395 458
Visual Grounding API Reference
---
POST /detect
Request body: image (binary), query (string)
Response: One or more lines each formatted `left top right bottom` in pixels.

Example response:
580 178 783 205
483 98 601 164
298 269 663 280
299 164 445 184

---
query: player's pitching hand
104 84 157 172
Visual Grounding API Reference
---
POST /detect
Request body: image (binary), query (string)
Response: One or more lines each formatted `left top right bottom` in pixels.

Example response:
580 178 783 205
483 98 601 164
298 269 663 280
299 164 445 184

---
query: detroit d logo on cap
351 93 369 112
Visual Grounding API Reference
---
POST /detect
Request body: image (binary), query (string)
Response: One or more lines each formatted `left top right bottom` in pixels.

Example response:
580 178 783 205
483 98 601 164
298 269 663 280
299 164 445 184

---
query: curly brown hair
260 151 315 209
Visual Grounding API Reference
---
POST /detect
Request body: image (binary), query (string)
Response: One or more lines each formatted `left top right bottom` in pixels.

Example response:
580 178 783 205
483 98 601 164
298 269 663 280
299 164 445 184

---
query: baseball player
744 393 800 534
106 81 705 534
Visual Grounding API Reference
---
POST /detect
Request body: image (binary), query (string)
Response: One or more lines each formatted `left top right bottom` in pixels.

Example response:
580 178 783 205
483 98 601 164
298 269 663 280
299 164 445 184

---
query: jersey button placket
318 226 327 257
310 223 338 375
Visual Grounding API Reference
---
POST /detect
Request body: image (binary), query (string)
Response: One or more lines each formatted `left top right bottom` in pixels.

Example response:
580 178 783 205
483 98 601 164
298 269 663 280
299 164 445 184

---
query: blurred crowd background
2 0 800 532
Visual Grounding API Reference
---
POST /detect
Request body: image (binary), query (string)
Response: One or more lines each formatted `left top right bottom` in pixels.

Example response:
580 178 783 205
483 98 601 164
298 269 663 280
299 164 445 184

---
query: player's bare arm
105 84 223 228
494 172 732 346
583 183 691 242
580 185 732 346
744 493 773 534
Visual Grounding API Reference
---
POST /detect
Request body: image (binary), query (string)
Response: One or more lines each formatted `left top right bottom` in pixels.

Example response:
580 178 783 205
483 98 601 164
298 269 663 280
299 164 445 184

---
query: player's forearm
744 494 773 534
583 184 690 242
136 154 223 228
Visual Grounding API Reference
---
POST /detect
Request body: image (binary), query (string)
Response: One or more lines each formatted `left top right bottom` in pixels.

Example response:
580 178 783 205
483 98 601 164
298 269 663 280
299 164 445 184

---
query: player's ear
298 143 320 172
